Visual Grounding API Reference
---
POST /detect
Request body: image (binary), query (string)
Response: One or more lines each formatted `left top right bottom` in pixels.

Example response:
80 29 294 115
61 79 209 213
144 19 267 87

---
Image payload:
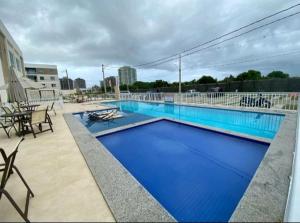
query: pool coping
64 108 297 222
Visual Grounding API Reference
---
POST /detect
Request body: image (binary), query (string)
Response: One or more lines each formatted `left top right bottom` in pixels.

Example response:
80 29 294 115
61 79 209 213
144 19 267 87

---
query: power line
135 3 300 68
141 11 300 68
196 49 300 68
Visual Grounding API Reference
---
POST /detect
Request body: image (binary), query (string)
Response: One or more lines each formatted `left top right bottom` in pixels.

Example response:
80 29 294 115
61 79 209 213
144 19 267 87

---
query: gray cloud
0 0 299 86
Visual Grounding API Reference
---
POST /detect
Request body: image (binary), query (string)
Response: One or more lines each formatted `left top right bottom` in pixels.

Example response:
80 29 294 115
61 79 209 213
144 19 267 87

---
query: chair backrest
31 109 47 125
50 102 54 110
1 106 12 114
0 138 24 198
11 102 21 112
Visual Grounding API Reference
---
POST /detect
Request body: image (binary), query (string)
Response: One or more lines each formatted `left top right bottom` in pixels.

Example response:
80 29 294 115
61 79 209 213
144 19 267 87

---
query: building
25 63 60 90
60 77 73 90
0 19 26 102
118 66 137 86
73 78 86 90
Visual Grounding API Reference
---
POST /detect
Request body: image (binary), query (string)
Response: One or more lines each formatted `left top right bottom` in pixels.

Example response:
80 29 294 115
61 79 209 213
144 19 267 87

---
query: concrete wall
0 55 8 103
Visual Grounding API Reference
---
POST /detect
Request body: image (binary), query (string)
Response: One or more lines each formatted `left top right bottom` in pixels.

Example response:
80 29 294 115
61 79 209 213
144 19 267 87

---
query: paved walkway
0 103 115 222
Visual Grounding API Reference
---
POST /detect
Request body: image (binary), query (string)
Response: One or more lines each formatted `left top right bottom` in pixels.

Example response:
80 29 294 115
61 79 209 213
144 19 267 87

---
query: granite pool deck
0 103 115 222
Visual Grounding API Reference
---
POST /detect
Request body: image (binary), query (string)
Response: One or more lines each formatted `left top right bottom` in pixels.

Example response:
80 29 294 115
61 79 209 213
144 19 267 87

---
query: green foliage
98 70 291 92
236 70 262 81
197 75 217 84
267 71 289 79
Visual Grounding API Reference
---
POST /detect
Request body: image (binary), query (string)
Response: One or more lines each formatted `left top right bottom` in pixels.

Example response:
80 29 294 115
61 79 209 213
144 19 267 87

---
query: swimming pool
98 119 269 222
102 100 284 139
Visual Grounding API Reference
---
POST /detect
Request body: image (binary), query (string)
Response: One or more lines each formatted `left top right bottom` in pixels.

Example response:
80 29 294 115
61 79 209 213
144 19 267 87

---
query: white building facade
25 63 61 90
0 19 26 103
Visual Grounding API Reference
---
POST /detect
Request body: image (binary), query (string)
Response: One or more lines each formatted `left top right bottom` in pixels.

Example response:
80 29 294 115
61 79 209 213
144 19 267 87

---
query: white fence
120 92 299 111
26 89 63 108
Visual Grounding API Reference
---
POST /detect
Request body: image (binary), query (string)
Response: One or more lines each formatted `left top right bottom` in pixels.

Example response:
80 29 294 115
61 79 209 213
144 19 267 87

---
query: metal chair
0 138 34 222
24 108 53 138
0 118 17 138
1 106 13 122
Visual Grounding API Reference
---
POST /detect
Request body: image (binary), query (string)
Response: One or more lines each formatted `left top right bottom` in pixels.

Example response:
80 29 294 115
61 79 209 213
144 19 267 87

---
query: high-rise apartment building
118 66 137 86
74 78 86 90
60 77 73 90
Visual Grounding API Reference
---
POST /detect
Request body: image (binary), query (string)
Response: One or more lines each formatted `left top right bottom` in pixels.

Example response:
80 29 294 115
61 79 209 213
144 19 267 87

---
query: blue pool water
98 120 269 222
102 100 284 139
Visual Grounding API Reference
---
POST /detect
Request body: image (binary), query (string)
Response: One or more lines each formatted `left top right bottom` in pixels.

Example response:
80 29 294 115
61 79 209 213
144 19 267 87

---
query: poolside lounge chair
23 108 53 138
0 138 34 222
102 110 123 121
88 109 117 121
0 118 17 138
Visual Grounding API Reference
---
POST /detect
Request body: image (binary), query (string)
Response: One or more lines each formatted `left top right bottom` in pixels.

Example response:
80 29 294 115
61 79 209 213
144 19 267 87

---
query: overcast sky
0 0 300 87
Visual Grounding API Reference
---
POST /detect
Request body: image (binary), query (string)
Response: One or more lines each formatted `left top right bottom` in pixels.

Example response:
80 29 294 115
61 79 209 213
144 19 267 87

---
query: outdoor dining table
20 104 40 112
0 111 32 136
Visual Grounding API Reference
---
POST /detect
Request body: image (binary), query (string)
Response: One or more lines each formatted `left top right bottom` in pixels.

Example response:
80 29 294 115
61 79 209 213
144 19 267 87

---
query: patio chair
1 106 14 123
0 118 17 138
0 138 34 222
11 102 21 112
24 108 53 138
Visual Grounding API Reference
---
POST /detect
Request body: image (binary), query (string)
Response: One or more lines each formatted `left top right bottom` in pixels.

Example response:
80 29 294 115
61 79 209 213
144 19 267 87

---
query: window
16 58 21 71
26 68 36 74
50 76 55 81
27 75 37 82
40 76 45 81
51 84 56 88
9 51 15 67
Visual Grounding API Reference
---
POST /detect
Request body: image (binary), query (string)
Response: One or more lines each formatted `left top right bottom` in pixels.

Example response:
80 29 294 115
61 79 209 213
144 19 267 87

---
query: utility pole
178 54 182 102
65 69 70 90
102 64 107 94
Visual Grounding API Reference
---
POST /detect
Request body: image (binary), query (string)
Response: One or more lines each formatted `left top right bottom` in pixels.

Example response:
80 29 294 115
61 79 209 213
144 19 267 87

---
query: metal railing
119 92 299 111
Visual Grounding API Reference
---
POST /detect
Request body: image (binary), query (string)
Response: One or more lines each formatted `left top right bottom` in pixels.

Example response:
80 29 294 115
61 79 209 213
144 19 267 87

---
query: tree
236 70 261 81
221 75 235 83
267 71 289 79
91 85 101 93
153 80 170 88
197 75 217 84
